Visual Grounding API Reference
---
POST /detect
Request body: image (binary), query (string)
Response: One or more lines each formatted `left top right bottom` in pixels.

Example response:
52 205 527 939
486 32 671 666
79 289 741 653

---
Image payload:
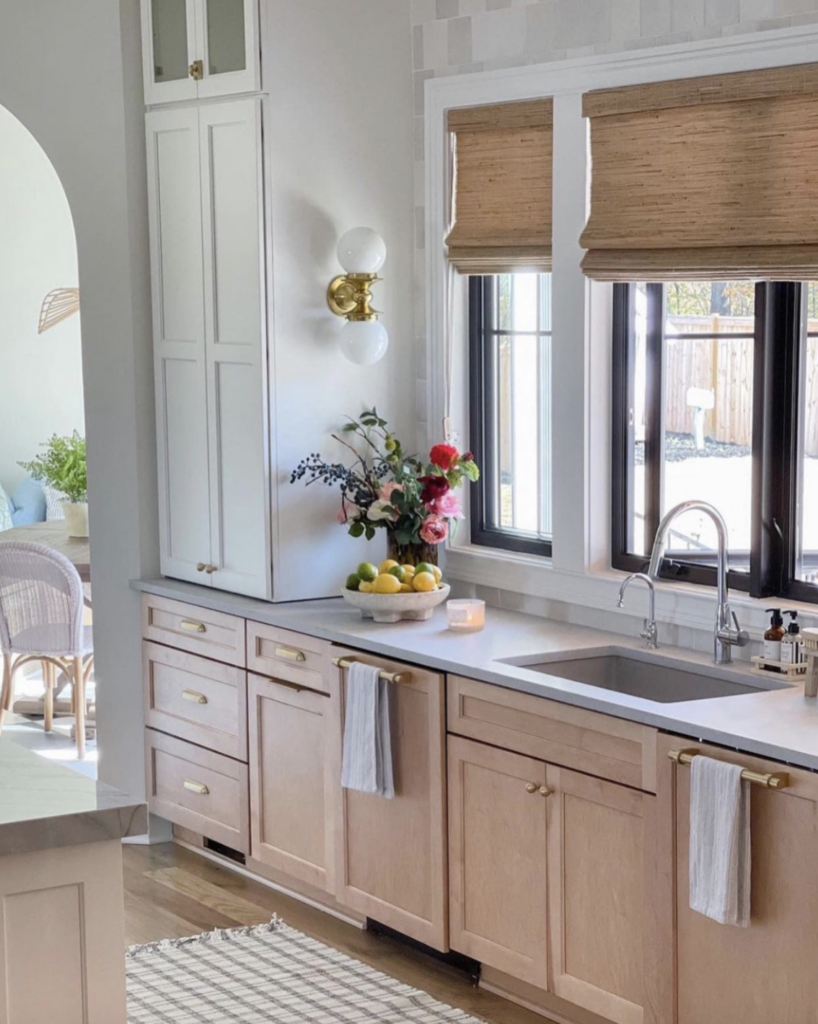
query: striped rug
127 919 485 1023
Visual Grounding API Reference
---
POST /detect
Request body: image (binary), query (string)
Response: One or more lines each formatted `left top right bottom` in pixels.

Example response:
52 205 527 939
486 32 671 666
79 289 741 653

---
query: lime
413 571 437 593
415 562 436 578
379 559 399 574
388 565 406 583
346 573 361 592
373 573 402 595
357 562 379 583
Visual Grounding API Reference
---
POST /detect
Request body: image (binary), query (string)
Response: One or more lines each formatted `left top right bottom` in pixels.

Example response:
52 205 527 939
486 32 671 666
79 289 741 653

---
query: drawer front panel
247 622 329 692
146 730 249 853
143 642 247 761
448 676 656 792
142 594 246 667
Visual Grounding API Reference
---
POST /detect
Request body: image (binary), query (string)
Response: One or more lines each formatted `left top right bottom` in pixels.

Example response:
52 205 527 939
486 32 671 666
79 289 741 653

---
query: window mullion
644 283 664 554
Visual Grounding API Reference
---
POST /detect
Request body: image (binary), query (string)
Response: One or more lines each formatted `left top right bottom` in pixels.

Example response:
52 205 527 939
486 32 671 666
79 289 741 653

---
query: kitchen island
0 739 147 1024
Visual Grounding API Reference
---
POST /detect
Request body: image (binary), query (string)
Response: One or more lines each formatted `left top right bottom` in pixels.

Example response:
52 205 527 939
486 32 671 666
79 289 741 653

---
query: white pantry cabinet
146 98 271 600
141 0 260 105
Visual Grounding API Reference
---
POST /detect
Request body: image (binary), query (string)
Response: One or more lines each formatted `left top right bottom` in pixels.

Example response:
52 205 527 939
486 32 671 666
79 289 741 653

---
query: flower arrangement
290 409 479 561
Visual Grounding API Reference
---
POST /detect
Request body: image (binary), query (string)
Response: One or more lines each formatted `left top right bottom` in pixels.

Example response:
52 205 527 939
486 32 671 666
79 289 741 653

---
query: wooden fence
664 316 818 456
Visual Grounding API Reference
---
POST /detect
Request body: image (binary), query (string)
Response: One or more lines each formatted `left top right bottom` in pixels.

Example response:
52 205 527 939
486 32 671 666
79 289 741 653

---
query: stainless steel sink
498 653 791 704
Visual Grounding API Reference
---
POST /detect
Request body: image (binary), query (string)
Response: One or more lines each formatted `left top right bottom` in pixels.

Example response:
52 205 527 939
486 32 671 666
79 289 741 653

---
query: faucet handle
718 611 750 648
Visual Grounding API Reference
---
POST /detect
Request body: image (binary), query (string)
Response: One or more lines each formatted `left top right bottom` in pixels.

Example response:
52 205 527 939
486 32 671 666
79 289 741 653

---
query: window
613 279 818 603
469 274 552 557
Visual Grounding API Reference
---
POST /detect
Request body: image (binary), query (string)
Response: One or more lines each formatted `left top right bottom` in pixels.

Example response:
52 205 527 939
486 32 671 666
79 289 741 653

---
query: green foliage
665 281 755 319
19 432 88 504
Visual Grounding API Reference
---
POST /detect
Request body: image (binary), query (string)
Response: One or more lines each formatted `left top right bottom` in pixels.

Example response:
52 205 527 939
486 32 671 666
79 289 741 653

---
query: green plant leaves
18 431 88 504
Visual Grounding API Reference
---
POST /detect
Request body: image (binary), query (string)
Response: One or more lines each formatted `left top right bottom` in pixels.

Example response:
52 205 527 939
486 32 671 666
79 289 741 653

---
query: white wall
263 0 417 600
0 0 158 800
0 106 84 492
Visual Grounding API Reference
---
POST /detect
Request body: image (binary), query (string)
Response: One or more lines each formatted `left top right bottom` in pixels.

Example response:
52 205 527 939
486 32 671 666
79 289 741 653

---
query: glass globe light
337 228 387 275
339 320 389 366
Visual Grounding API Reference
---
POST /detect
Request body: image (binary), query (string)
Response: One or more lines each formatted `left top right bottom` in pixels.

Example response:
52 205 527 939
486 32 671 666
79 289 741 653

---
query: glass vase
386 533 439 567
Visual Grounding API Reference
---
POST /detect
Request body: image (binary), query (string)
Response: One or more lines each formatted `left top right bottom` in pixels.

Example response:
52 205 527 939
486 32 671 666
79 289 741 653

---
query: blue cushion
10 478 47 526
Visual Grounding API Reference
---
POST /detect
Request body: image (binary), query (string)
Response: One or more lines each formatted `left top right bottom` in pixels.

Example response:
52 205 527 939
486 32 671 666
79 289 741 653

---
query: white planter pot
61 501 89 538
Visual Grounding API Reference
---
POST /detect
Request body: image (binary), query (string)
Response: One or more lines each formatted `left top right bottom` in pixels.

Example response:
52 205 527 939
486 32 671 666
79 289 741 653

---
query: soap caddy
343 584 451 623
750 655 808 682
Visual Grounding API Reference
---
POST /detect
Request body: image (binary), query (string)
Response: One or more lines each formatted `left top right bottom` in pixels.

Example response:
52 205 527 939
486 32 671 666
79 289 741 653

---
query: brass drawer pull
182 689 208 705
275 645 306 663
668 748 790 790
183 779 209 796
265 676 331 698
180 619 207 634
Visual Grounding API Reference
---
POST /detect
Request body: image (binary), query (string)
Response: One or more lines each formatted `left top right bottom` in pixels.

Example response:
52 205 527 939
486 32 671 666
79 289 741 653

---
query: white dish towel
689 755 751 927
341 661 395 799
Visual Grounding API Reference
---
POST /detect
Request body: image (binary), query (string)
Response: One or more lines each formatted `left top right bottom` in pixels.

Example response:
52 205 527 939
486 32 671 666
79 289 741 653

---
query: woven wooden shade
446 99 553 274
581 63 818 281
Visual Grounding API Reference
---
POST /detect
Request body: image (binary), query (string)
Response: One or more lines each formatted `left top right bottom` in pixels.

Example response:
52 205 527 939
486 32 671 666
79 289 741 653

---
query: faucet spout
618 573 658 650
647 500 749 665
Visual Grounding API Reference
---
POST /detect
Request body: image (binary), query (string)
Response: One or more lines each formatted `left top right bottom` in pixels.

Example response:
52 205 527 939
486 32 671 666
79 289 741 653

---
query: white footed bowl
342 584 451 623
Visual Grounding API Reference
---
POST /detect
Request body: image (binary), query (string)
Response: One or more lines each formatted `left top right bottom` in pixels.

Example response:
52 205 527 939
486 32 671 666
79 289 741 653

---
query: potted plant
19 432 89 538
291 409 479 566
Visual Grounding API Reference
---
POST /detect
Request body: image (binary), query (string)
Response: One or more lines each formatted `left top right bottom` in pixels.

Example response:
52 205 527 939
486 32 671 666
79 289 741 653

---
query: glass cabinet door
197 0 260 98
142 0 198 104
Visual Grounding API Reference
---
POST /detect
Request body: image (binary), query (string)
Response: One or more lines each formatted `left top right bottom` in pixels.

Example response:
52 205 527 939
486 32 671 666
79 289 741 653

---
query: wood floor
124 842 547 1024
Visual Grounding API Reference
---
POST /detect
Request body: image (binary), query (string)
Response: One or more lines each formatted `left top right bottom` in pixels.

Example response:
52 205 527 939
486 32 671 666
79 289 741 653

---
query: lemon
388 565 406 583
413 571 437 593
346 573 361 592
379 559 399 574
399 583 413 593
373 573 402 595
431 565 443 584
358 562 379 583
401 564 416 577
358 580 374 593
415 562 436 578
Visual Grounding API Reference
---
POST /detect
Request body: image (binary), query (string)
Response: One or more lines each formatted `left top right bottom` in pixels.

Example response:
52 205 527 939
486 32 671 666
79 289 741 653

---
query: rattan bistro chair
0 541 93 759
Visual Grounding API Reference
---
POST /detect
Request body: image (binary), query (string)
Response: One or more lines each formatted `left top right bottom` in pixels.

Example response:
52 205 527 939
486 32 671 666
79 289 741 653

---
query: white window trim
424 24 818 639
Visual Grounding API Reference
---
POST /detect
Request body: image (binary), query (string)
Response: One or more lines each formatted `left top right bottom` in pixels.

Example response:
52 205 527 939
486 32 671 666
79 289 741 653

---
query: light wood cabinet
146 98 271 600
448 736 549 988
659 733 818 1024
247 670 340 892
141 0 260 105
333 650 448 951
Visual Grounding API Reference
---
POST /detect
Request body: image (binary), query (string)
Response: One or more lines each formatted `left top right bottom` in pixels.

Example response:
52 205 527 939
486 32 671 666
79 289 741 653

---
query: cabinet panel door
334 652 448 951
660 735 818 1024
547 767 648 1024
196 0 260 99
146 107 212 585
448 736 549 988
199 98 271 599
248 672 338 892
141 0 198 104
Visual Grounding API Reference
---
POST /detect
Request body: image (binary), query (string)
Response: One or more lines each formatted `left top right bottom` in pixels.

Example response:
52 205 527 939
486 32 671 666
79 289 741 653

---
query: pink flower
379 481 404 504
420 514 449 545
431 491 464 520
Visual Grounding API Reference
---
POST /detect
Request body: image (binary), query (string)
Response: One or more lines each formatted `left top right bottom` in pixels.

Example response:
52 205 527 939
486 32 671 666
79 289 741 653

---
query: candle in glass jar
447 599 486 632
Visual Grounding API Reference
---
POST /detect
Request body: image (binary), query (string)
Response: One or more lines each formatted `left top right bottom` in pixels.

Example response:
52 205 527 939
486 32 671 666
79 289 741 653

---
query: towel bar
332 656 412 686
668 748 790 790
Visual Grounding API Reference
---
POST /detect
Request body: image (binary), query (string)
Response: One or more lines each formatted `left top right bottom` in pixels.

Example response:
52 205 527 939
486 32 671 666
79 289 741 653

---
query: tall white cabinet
146 98 271 600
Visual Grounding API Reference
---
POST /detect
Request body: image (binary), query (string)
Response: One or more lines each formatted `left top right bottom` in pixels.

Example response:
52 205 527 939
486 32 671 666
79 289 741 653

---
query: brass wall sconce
327 227 389 365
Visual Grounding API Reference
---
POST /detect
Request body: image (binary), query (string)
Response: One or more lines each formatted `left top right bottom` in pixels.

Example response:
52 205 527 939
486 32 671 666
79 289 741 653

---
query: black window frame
612 279 818 604
469 275 553 559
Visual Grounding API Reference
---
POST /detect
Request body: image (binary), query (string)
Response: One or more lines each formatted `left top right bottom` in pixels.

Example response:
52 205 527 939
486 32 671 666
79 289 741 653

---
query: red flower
430 444 460 472
463 452 474 462
420 475 450 505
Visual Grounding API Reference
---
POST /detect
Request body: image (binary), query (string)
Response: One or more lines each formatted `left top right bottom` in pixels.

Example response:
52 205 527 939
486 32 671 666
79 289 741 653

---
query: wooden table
1 521 90 582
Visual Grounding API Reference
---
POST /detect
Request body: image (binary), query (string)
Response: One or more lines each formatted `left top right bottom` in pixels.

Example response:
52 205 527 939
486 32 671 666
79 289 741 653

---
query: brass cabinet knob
196 563 207 572
539 786 553 798
205 564 217 575
525 783 538 794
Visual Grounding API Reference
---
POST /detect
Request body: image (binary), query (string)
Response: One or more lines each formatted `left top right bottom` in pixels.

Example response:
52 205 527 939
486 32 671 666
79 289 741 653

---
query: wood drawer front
146 730 249 854
247 621 329 692
143 642 248 761
141 594 246 667
448 676 657 793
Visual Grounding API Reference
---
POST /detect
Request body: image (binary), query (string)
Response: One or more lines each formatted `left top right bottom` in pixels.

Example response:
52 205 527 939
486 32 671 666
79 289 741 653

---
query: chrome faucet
618 573 659 649
647 500 749 665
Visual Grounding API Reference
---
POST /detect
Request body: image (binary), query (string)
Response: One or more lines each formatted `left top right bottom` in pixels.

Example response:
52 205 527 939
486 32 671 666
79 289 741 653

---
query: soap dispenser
781 611 803 666
764 609 786 670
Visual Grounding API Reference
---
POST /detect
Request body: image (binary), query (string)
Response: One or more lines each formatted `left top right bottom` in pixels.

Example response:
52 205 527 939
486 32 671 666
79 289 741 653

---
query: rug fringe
127 915 285 958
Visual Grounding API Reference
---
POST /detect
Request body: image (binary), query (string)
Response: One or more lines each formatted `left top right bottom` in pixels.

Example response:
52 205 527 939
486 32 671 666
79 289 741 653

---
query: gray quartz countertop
0 740 147 856
134 576 818 772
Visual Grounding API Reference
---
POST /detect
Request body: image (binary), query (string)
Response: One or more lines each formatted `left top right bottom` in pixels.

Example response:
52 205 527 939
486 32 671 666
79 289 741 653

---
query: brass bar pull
265 677 331 698
333 656 412 685
668 748 790 790
180 619 207 634
182 689 208 705
183 779 209 796
275 645 306 663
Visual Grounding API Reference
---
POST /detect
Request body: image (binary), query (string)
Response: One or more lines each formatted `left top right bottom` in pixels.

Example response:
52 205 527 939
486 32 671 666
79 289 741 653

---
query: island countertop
0 739 147 856
133 576 818 773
